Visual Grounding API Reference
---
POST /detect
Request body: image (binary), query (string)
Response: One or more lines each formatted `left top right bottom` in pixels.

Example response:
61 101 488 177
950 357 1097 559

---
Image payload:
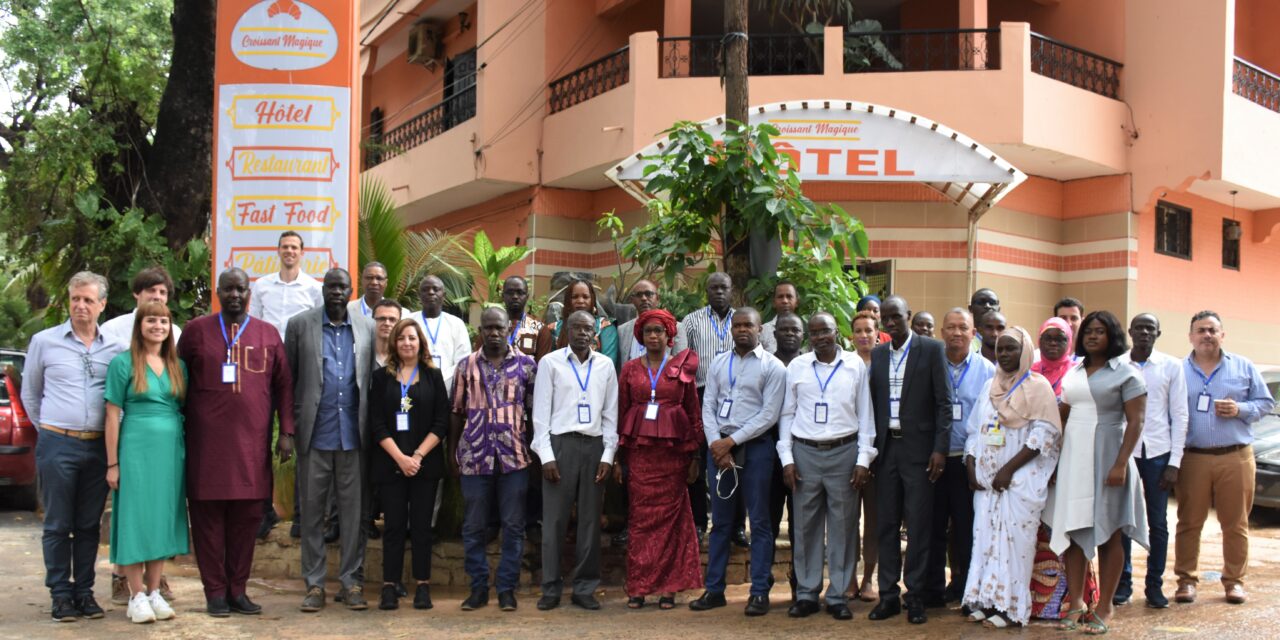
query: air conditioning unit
407 20 443 68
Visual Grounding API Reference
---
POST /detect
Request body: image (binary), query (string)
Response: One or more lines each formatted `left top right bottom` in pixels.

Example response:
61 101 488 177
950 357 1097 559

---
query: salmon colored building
358 0 1280 362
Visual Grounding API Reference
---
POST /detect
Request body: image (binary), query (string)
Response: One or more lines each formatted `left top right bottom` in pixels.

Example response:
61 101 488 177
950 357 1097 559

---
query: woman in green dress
104 300 189 624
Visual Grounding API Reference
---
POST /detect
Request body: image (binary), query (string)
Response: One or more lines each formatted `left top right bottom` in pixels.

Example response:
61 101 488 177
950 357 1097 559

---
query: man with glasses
616 280 658 363
23 271 123 622
347 262 388 319
372 300 403 369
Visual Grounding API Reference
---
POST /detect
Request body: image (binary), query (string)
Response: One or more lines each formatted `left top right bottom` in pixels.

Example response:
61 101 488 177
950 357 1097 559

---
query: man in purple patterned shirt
450 307 537 612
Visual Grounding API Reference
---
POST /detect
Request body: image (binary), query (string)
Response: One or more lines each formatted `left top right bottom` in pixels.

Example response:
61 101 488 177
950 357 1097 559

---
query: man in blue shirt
22 271 124 622
1174 310 1274 606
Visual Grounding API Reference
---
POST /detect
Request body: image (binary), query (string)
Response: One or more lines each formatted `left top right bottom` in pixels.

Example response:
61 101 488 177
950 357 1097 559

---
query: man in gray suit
286 268 375 612
615 279 658 363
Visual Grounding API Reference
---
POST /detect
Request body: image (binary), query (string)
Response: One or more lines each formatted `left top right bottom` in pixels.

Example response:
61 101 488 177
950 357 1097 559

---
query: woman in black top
370 318 449 611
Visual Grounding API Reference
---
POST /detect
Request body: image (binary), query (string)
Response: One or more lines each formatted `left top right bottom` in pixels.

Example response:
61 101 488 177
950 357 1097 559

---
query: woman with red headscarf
1032 317 1076 399
614 309 704 609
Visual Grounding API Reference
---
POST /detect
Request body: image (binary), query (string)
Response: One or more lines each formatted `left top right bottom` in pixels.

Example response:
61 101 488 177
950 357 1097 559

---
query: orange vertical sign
211 0 359 290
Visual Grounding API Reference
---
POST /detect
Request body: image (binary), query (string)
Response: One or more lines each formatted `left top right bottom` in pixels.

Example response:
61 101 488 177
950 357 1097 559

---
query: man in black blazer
866 296 952 624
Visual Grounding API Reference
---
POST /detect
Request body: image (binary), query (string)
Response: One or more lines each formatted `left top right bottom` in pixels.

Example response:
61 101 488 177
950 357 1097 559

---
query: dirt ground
1 493 1278 639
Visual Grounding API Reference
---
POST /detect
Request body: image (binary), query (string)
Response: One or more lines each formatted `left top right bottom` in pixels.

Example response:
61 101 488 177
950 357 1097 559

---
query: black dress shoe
732 527 750 548
498 590 517 612
906 600 928 624
745 595 769 616
379 584 398 610
827 603 853 620
571 594 601 610
323 524 340 544
868 598 901 620
461 588 489 611
257 508 280 540
51 597 78 622
788 599 821 618
229 593 262 615
688 591 727 611
536 594 560 610
207 597 232 618
74 595 104 619
290 522 302 538
413 584 433 610
364 519 381 540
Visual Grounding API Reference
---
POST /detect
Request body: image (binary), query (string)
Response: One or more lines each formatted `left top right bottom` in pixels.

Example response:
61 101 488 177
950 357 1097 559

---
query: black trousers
925 455 973 600
379 474 440 583
875 437 935 603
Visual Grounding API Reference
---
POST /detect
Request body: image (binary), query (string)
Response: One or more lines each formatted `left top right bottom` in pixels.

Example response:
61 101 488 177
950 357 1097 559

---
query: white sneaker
148 590 175 620
128 591 156 624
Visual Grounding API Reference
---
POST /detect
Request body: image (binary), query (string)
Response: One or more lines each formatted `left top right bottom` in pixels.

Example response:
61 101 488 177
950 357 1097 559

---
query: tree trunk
143 0 216 248
721 0 751 303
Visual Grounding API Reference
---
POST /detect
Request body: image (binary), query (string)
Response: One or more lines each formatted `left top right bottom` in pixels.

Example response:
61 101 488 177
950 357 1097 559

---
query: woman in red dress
615 309 704 609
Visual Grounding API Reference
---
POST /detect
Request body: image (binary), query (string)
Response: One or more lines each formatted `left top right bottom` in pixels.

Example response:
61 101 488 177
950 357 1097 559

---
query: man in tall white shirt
100 266 183 350
531 310 618 612
346 262 387 318
407 274 471 396
1115 313 1189 609
778 312 877 621
249 231 323 340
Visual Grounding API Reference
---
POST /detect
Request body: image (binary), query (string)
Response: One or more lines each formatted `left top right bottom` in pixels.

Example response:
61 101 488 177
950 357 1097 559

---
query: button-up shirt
21 321 125 431
409 309 472 396
531 347 619 465
100 308 182 350
1121 349 1190 466
451 348 537 475
346 296 377 318
701 344 786 446
888 331 914 429
777 348 877 468
312 318 358 451
249 271 323 340
947 351 996 453
1183 350 1275 449
674 306 735 387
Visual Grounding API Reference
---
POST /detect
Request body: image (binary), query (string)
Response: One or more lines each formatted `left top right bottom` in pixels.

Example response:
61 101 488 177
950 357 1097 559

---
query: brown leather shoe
1174 584 1196 603
1225 585 1246 604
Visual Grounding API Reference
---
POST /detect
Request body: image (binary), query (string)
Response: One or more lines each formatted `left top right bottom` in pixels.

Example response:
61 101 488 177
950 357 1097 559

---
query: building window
1223 219 1241 270
1155 201 1191 259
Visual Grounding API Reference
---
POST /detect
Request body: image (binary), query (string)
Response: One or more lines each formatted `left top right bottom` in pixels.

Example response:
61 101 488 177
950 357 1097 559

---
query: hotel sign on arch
610 100 1025 215
212 0 358 286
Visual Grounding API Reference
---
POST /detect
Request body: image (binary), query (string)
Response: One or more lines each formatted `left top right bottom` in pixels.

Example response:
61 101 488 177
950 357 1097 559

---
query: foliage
844 20 903 71
658 287 707 322
596 209 652 297
357 176 408 299
0 283 44 349
460 230 534 306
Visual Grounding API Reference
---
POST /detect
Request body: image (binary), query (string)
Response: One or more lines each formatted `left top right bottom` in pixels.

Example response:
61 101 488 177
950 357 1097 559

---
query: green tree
459 230 534 307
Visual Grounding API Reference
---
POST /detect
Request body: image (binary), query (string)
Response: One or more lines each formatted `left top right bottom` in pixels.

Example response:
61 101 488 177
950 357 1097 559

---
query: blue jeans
1119 452 1171 596
706 436 775 597
461 471 528 592
36 431 109 600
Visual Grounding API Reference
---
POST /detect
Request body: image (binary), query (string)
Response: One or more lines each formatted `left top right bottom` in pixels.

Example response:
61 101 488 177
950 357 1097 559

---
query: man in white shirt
100 266 183 350
346 262 387 319
1115 313 1189 609
249 231 323 340
531 310 618 611
778 312 877 621
759 281 799 353
407 275 471 395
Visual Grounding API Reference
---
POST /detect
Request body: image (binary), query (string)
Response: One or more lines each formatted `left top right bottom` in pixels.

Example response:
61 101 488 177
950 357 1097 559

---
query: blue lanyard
422 312 441 346
1006 371 1030 397
950 357 971 392
568 349 593 393
709 306 732 343
399 365 419 405
728 351 740 390
646 354 669 399
1191 363 1220 392
508 314 525 346
812 359 843 397
360 298 371 317
218 314 251 362
891 338 912 377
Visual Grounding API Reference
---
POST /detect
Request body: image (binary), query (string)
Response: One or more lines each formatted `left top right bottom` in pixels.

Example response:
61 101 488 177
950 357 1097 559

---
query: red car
0 349 37 510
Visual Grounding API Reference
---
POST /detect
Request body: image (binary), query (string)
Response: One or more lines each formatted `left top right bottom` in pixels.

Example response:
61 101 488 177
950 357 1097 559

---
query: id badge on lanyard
814 402 829 424
951 402 963 421
1196 393 1212 413
985 423 1004 447
719 398 733 419
890 399 901 419
396 412 410 432
222 362 237 384
577 403 592 424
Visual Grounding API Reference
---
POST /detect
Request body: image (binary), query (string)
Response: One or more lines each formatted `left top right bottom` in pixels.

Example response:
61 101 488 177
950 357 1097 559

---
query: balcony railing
364 84 476 168
1233 57 1280 113
843 28 999 73
549 46 630 114
1030 32 1121 99
659 33 823 78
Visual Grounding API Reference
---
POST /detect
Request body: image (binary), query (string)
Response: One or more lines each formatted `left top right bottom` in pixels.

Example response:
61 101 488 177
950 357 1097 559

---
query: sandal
1080 611 1109 635
982 611 1022 629
658 596 676 610
968 608 991 622
627 596 645 609
1058 608 1087 631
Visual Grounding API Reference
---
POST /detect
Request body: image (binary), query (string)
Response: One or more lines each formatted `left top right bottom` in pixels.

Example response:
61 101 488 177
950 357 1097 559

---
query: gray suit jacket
285 306 375 455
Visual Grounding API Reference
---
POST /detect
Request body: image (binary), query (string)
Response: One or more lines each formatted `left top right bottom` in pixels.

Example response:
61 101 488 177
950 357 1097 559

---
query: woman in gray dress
1043 310 1147 635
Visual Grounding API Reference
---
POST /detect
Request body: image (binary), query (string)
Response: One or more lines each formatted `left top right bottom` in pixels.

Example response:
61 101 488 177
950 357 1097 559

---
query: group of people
22 232 1274 633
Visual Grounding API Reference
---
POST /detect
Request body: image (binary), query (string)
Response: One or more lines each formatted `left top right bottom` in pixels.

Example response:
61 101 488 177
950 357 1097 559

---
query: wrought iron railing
1030 32 1121 99
659 33 823 78
365 84 476 168
842 28 999 73
549 46 630 114
1233 57 1280 113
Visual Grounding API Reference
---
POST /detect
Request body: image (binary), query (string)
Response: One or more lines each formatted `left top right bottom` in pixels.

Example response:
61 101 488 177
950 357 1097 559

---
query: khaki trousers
1174 446 1254 588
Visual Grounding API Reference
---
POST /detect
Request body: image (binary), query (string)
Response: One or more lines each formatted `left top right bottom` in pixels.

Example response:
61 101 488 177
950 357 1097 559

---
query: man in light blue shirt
1174 310 1274 606
22 271 124 622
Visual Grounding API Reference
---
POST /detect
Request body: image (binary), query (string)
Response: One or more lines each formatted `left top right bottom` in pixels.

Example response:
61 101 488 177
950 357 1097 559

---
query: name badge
577 403 592 424
952 403 963 421
1196 393 1211 413
396 412 410 432
890 399 900 419
644 402 659 421
433 354 443 369
718 398 733 419
222 363 237 384
814 402 829 424
519 335 536 351
985 425 1005 447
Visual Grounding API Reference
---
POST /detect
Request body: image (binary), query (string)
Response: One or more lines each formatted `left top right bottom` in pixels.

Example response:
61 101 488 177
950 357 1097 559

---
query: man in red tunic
179 268 295 617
